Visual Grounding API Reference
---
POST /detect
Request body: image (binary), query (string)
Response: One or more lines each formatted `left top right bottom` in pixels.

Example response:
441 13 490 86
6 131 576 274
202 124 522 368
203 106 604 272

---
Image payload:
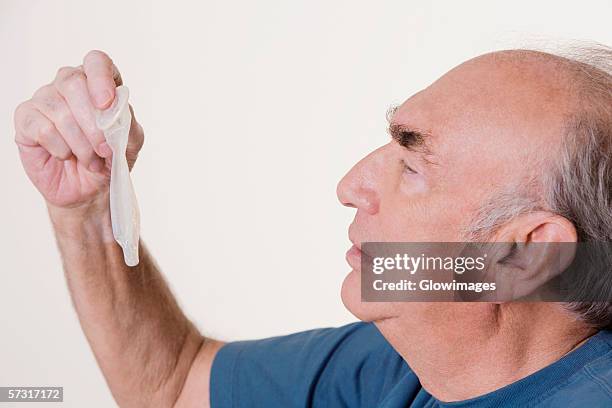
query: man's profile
13 45 612 407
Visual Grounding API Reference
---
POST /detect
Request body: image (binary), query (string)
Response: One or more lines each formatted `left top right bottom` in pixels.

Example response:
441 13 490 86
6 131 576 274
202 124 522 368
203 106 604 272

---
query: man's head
337 46 612 330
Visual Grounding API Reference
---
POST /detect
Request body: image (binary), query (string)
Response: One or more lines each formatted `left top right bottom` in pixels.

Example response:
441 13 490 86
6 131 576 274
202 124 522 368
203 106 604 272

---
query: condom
95 85 140 266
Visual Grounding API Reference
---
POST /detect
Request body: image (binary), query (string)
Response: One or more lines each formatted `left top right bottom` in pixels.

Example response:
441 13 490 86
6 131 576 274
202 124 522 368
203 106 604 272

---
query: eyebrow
386 107 434 156
388 123 430 152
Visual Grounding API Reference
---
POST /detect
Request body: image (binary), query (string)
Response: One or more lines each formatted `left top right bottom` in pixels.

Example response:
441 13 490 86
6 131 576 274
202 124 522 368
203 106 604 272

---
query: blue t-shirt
210 322 612 407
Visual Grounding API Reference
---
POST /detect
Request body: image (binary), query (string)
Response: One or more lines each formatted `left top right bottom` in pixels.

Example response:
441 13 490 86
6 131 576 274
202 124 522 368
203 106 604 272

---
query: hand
14 50 144 210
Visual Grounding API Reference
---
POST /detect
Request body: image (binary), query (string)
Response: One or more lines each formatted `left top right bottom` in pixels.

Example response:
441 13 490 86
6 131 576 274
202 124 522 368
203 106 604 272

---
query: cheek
379 192 467 241
399 174 428 195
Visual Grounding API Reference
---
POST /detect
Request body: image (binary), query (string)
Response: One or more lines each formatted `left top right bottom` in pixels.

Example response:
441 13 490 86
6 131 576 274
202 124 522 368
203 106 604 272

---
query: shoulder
210 322 415 407
538 330 612 407
214 321 400 369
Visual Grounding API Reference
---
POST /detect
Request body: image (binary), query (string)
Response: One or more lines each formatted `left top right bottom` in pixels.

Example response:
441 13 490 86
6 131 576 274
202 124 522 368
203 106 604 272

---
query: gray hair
465 44 612 329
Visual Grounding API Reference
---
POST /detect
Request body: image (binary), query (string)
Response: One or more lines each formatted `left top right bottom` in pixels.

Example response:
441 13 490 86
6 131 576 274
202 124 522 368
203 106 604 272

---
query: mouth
345 240 372 270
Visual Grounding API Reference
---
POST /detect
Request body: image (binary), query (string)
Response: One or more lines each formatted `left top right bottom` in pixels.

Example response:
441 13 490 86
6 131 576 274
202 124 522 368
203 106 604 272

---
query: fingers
14 101 71 161
83 50 122 109
31 84 104 172
15 50 142 174
54 66 108 158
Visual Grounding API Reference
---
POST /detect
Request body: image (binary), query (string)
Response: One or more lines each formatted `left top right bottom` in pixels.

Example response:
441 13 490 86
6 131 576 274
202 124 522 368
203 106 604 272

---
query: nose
336 149 381 215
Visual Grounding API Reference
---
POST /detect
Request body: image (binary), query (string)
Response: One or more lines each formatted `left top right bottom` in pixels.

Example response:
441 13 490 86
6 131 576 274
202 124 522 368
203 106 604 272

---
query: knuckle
56 110 75 130
34 89 62 113
14 101 30 121
56 68 85 92
14 101 35 131
56 149 72 161
55 66 75 79
65 73 86 93
37 123 56 143
32 84 54 99
75 148 95 163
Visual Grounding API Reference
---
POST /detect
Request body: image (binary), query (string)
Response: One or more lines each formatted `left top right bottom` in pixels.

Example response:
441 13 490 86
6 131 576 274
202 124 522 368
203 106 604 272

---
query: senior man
14 46 612 407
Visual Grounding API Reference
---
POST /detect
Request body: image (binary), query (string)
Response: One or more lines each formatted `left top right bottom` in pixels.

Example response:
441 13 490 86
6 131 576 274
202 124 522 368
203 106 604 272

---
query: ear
491 211 577 300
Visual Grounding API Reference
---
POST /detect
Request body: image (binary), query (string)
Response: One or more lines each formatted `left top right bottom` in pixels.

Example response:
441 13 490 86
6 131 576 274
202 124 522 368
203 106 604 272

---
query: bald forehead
445 51 574 116
388 50 584 197
394 51 578 154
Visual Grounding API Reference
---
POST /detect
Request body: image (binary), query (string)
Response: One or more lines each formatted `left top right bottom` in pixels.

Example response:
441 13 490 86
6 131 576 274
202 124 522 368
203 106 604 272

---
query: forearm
48 195 203 407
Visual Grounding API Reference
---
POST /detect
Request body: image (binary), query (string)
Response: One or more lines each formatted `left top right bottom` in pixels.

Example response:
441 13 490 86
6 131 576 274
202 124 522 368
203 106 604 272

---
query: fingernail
89 158 105 173
94 90 112 108
98 142 112 158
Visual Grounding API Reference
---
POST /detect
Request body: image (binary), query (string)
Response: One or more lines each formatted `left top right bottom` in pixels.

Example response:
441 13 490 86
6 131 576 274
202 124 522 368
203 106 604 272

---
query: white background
1 0 611 406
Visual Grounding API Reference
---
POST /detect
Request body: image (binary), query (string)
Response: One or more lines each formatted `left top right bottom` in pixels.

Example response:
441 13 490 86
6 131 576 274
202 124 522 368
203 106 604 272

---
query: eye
402 159 417 175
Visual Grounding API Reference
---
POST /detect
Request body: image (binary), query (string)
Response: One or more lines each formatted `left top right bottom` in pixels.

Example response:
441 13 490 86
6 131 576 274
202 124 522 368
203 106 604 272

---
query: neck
376 303 596 402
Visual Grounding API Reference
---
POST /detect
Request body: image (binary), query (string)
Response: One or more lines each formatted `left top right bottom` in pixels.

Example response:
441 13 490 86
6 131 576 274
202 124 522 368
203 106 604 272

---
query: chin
341 268 396 322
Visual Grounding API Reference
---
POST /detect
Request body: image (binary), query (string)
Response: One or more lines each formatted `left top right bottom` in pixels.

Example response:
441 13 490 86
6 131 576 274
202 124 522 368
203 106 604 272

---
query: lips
345 244 362 270
347 222 374 270
346 239 373 270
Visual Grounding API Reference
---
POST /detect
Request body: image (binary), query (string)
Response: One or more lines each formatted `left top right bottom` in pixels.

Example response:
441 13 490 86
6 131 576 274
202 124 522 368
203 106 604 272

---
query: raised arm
14 50 223 407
